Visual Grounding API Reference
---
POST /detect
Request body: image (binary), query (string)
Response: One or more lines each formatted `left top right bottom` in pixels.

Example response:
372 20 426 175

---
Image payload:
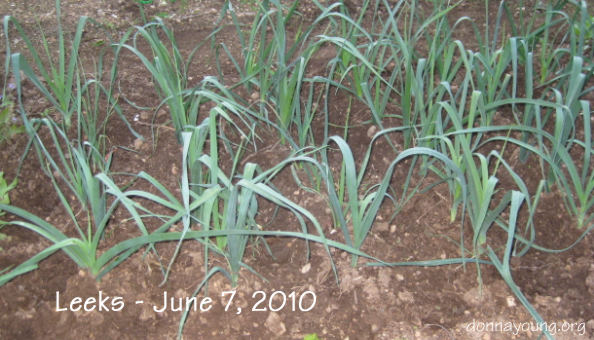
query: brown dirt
0 1 592 339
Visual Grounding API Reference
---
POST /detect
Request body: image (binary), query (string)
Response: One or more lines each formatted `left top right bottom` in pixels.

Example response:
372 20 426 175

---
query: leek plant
3 0 138 138
115 18 189 141
518 100 594 229
0 118 142 284
4 0 142 164
420 101 556 337
182 108 334 285
485 191 553 339
220 0 337 145
321 133 466 266
115 17 221 142
2 0 87 130
375 0 460 149
320 0 465 151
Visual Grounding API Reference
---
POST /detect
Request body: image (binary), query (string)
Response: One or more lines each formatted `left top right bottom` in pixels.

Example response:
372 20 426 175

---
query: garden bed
0 0 593 339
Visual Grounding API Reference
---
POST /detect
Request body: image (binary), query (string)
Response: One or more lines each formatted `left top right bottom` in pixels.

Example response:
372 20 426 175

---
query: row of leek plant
2 0 140 141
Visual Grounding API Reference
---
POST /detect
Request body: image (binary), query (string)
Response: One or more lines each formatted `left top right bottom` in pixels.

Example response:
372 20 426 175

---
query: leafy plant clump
0 98 24 145
0 171 17 252
0 171 17 214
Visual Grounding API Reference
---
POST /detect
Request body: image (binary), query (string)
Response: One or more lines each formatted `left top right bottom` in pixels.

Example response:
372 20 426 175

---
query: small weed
137 0 176 4
0 170 17 250
0 171 16 250
573 9 594 40
0 172 17 211
0 98 24 145
239 0 258 11
0 232 9 252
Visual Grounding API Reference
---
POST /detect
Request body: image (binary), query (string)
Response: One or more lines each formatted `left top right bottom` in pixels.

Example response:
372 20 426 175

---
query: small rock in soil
397 290 414 304
377 269 391 289
376 222 389 232
133 138 143 150
587 319 594 331
265 312 286 335
366 125 377 138
300 262 311 274
390 224 397 233
506 295 516 307
157 108 168 118
585 270 594 295
462 286 491 307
